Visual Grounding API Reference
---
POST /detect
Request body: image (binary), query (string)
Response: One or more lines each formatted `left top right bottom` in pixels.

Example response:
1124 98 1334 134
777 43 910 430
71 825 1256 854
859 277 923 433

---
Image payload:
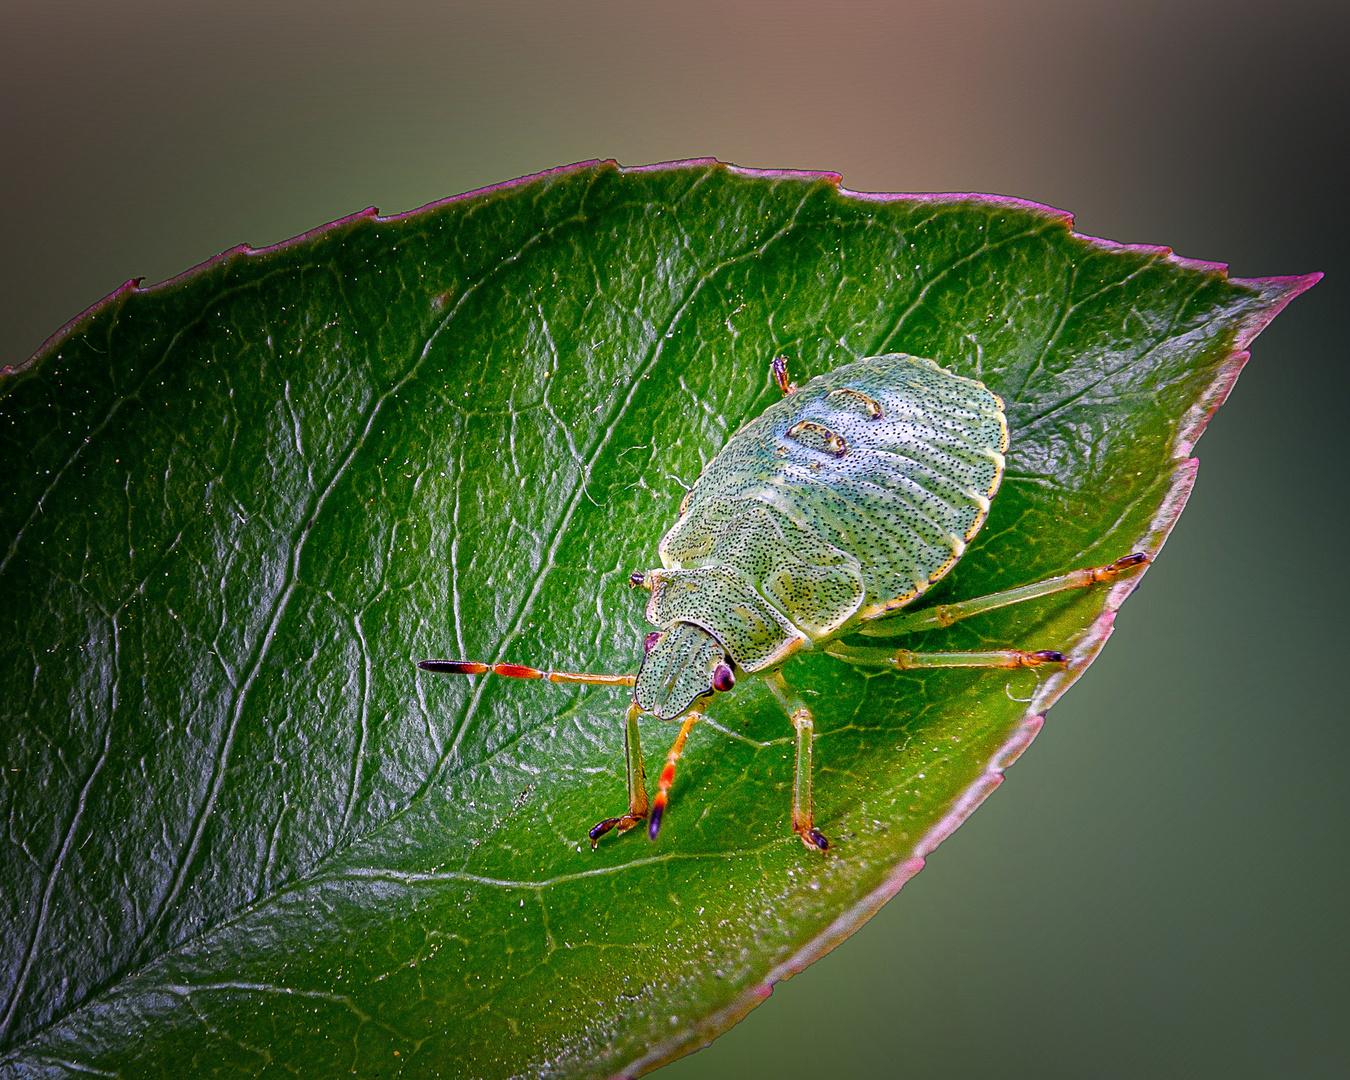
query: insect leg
417 658 636 687
588 702 652 848
856 553 1150 637
647 707 703 841
824 643 1069 669
765 672 829 853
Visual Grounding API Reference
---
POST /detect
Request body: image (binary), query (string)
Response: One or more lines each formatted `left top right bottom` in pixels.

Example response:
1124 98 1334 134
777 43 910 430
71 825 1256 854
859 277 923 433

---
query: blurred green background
3 2 1345 1077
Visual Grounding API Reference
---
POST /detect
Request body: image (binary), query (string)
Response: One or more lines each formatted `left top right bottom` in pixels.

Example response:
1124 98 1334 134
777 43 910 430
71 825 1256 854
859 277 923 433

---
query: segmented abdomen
657 354 1007 649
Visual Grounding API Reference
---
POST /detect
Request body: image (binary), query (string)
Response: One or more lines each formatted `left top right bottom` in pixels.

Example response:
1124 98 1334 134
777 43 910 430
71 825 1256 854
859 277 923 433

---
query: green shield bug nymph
420 354 1147 852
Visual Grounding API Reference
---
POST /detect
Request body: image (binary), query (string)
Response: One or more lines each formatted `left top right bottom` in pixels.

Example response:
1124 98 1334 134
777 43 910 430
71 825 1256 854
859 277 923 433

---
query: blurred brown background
3 2 1345 1076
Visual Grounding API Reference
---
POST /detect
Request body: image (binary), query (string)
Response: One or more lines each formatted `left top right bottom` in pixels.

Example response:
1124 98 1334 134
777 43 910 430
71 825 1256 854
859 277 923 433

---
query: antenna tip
418 659 489 675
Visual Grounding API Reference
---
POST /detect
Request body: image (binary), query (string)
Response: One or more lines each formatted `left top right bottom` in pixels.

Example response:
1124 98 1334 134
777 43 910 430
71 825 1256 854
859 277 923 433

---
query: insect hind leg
824 643 1069 670
856 553 1150 637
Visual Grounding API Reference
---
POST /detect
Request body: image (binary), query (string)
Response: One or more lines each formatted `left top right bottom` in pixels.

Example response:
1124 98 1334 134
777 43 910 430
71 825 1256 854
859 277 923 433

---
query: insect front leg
588 702 652 848
765 671 829 853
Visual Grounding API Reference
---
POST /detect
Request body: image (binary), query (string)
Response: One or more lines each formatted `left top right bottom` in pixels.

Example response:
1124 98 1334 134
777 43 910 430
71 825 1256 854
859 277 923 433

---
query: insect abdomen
655 354 1007 661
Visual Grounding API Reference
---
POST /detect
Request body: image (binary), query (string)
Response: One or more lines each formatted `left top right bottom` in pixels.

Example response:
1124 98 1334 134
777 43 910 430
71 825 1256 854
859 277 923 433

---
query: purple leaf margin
2 159 1320 1080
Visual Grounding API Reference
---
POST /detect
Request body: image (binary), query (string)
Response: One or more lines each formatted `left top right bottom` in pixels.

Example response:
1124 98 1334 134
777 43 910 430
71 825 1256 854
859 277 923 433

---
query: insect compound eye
628 571 646 588
643 631 662 653
712 661 735 693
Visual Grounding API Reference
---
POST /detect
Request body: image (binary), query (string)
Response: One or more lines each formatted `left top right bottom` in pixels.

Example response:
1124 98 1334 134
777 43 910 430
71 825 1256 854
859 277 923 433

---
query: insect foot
588 812 646 848
796 825 830 853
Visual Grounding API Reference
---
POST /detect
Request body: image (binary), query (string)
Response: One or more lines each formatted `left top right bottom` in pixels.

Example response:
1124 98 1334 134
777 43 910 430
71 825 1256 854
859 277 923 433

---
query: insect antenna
648 708 702 840
417 658 635 688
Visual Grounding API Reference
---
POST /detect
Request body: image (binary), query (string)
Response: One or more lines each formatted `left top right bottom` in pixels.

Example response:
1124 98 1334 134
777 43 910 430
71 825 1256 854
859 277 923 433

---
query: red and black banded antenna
416 658 636 687
419 656 659 846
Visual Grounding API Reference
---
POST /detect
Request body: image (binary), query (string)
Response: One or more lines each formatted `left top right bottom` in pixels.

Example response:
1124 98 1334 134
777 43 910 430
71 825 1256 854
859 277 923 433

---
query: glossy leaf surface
0 161 1314 1078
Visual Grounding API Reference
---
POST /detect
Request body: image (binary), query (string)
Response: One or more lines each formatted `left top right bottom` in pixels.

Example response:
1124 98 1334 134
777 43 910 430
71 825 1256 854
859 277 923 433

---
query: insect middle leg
765 671 829 853
854 553 1150 638
588 702 652 848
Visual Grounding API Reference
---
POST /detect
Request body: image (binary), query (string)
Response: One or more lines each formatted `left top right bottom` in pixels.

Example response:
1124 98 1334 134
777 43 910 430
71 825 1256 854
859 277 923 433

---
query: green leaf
0 160 1314 1079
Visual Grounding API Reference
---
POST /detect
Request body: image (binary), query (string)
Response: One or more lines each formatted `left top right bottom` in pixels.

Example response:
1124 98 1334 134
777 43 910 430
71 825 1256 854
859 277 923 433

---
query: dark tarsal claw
588 818 620 847
647 802 665 840
797 826 829 852
588 813 644 849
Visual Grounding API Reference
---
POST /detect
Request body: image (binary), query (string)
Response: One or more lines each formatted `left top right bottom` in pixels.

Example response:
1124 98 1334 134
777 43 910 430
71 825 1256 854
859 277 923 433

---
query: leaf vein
0 722 112 1045
871 222 1051 355
1018 275 1213 430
